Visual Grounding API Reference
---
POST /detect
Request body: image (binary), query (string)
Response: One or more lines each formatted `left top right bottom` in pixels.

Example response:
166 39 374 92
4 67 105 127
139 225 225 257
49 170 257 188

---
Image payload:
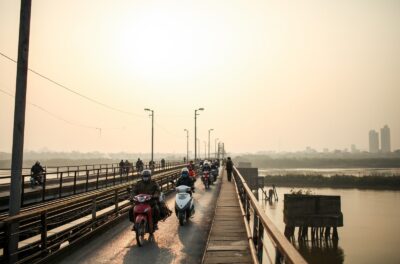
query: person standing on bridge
132 169 161 229
119 160 124 176
226 157 234 182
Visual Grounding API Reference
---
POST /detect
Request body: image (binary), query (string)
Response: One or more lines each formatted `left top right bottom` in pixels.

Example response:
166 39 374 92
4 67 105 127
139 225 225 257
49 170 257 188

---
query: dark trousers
227 170 232 181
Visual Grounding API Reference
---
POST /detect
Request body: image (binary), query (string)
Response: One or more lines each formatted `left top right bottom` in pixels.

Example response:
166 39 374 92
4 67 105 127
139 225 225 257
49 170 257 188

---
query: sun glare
113 8 219 80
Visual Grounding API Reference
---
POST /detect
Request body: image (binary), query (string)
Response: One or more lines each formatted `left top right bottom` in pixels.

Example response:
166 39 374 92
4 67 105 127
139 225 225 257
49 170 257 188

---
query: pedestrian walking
226 157 233 182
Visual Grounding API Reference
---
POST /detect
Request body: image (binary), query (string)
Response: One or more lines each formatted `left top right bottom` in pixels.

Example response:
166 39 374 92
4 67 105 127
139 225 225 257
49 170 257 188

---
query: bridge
0 162 306 264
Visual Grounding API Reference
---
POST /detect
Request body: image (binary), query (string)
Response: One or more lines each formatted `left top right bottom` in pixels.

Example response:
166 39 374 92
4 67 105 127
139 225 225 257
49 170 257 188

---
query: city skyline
369 125 392 153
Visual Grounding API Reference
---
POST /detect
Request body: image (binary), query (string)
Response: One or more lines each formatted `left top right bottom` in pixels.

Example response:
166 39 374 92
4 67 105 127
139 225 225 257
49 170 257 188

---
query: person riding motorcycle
132 170 161 229
187 160 195 171
202 162 211 173
30 161 45 187
177 168 194 195
136 158 144 173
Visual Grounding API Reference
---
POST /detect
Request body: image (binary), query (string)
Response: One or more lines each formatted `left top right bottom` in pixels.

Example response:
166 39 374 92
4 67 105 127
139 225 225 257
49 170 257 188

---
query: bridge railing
0 162 183 209
0 169 182 264
233 167 307 264
0 161 182 182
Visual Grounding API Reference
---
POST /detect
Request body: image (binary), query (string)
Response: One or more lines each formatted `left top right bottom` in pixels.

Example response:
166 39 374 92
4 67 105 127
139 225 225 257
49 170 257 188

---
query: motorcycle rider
187 160 195 171
176 168 194 195
202 161 211 173
136 158 144 174
211 162 218 171
132 169 161 229
30 161 45 187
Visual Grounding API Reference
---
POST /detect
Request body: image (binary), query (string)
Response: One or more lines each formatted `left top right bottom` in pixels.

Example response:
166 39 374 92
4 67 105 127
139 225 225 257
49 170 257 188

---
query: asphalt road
53 173 221 264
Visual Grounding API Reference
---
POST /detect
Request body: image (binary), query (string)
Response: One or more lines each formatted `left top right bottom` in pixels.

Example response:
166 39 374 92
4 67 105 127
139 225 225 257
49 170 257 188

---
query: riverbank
261 175 400 190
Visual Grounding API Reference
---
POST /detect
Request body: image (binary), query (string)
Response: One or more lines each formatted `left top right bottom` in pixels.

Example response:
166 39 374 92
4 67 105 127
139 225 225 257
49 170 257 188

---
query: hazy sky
1 0 399 154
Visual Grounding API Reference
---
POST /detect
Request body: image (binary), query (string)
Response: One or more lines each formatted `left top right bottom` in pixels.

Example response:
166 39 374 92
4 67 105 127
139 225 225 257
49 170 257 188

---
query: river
260 186 400 263
259 168 400 177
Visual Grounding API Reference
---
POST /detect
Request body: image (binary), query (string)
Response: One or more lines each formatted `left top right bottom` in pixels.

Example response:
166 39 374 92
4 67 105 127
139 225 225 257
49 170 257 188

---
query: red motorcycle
131 194 155 246
202 171 210 189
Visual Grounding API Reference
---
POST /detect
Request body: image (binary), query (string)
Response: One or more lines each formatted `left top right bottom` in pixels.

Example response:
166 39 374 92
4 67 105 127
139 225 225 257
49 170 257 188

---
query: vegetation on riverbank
235 155 400 168
262 175 400 190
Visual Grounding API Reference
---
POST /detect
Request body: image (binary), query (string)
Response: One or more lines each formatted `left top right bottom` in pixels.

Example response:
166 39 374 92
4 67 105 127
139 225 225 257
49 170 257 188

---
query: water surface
261 187 400 263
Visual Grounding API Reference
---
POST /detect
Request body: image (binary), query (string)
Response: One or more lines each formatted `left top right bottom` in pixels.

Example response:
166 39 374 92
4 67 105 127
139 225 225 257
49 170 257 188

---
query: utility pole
144 108 154 163
184 129 189 162
214 138 219 159
208 128 213 159
203 141 207 160
7 0 32 262
194 108 204 162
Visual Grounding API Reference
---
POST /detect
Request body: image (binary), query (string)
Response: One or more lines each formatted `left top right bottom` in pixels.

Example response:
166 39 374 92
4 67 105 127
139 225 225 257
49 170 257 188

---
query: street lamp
214 138 219 159
203 141 207 160
184 129 189 163
194 107 204 161
208 129 214 159
144 108 154 163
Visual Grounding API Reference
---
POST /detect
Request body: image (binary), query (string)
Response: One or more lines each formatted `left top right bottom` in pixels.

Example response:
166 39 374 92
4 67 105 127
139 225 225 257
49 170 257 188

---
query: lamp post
144 108 154 163
203 141 207 160
208 129 214 159
184 129 189 163
214 138 219 159
194 108 204 162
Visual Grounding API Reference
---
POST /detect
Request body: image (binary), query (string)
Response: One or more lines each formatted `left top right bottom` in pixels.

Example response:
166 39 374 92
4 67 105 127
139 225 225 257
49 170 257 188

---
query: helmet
141 169 152 182
181 168 189 178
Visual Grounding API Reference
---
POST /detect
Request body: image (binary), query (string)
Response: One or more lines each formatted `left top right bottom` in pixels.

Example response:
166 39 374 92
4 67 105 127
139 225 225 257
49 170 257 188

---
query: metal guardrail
0 169 182 264
0 162 183 209
233 167 307 264
0 161 181 182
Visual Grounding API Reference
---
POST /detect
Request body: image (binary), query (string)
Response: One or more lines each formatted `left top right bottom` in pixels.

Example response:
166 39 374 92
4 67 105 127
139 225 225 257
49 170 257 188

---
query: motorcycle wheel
179 212 185 226
136 221 146 246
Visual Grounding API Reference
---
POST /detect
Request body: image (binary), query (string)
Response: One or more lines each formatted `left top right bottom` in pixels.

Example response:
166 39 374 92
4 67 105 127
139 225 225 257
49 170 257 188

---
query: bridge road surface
54 171 222 264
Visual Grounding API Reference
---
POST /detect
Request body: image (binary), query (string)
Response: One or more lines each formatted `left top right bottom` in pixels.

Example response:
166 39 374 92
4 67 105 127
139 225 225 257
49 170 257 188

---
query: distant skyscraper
369 130 379 153
380 125 391 153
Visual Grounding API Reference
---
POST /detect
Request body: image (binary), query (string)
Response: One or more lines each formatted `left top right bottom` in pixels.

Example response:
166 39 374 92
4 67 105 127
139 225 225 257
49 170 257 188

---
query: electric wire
0 88 101 131
0 51 143 118
0 51 191 141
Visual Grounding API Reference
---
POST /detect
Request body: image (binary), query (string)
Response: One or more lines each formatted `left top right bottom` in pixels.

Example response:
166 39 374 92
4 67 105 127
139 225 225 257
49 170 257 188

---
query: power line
0 51 188 141
0 51 143 118
0 88 101 131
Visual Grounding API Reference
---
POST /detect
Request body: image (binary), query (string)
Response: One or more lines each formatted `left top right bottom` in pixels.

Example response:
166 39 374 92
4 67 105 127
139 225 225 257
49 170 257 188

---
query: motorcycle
175 185 195 226
30 172 44 188
202 171 211 189
130 194 155 246
211 168 218 182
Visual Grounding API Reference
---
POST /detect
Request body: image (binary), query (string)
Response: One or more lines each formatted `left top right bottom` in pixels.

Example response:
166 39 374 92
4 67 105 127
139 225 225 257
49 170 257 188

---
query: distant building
305 146 317 153
351 144 360 153
380 125 391 153
369 130 379 153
